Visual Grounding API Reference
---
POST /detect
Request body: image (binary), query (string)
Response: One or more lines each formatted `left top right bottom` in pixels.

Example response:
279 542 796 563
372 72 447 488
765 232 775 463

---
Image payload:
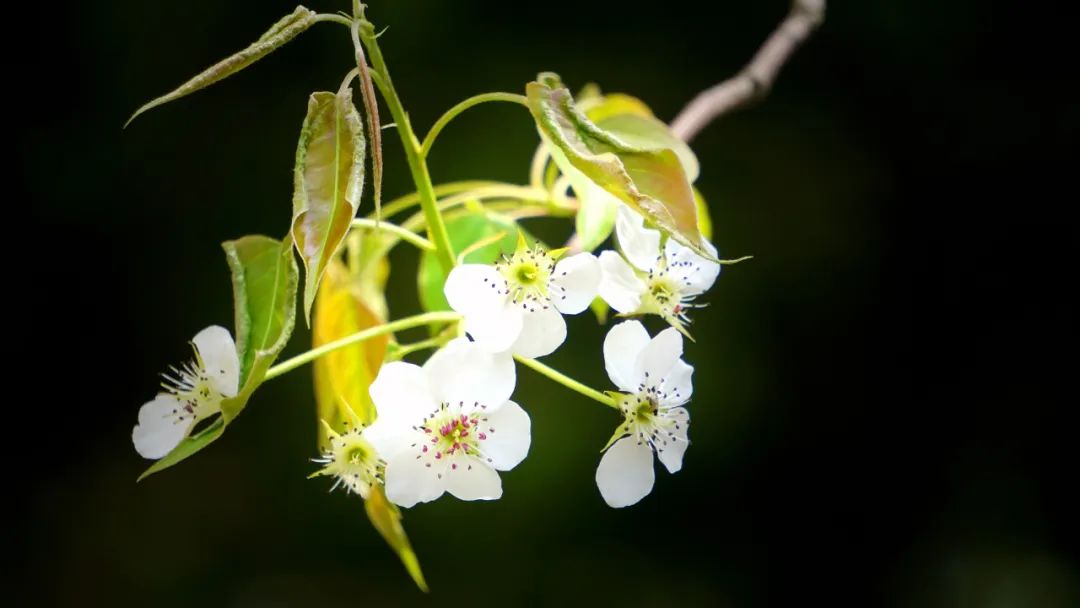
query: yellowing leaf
125 6 318 126
584 92 654 123
527 74 713 260
312 260 388 448
365 486 428 592
292 90 367 324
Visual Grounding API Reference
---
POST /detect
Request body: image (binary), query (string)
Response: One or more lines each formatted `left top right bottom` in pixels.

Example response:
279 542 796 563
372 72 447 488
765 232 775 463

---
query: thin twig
669 0 825 142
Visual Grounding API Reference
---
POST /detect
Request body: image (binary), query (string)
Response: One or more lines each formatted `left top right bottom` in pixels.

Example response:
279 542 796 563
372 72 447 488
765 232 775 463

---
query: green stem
391 336 449 360
514 355 617 409
355 17 456 273
350 218 434 251
420 92 528 158
314 13 353 27
371 180 514 219
264 311 461 381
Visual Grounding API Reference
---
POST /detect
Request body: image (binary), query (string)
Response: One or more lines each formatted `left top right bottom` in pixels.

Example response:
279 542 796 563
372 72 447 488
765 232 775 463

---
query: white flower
598 205 720 332
310 421 382 498
444 237 600 358
132 325 240 459
363 339 530 508
595 320 693 508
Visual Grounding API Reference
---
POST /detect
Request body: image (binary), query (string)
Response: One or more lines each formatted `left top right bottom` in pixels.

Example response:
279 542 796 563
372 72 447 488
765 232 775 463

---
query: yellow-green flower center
498 245 556 308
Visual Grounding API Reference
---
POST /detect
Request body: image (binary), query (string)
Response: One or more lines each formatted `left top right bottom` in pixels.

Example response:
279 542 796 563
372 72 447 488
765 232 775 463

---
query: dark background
15 0 1075 606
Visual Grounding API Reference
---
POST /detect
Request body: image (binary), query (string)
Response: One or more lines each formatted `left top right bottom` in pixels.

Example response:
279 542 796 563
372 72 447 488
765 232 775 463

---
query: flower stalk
264 311 461 381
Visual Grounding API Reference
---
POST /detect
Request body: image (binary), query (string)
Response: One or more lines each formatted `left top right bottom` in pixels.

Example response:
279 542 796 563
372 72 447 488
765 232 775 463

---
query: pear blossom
362 339 530 508
310 421 382 498
132 325 240 459
444 237 600 357
598 205 720 332
595 320 693 508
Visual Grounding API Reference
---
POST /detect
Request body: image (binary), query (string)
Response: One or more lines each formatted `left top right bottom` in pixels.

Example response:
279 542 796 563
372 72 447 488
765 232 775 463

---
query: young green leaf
365 486 429 592
527 75 713 260
417 212 521 312
292 90 367 323
125 6 318 127
312 260 388 448
221 235 299 422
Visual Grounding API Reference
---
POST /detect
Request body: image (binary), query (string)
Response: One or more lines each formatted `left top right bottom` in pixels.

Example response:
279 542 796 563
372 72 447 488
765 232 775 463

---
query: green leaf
292 90 367 324
137 417 225 482
417 212 521 312
599 114 699 183
125 6 318 127
365 486 428 592
312 260 388 448
527 74 712 260
221 235 299 422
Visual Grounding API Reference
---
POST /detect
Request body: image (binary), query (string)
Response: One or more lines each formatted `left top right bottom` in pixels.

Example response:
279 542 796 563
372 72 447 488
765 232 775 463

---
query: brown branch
669 0 825 142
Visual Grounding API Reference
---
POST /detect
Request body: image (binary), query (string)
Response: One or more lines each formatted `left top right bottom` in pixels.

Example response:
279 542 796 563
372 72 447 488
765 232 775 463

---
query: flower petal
382 447 446 508
425 339 516 410
444 264 507 315
511 305 566 358
362 421 416 461
464 301 524 354
603 320 650 392
595 436 655 508
445 457 503 501
192 325 240 397
615 204 661 273
550 253 600 314
662 359 694 407
598 250 645 314
132 395 191 459
665 238 720 296
657 407 690 474
634 327 684 385
369 362 438 428
479 400 531 471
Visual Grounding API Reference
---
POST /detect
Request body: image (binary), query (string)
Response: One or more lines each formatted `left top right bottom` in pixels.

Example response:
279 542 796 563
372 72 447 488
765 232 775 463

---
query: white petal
369 362 438 427
445 457 503 501
511 305 566 358
444 264 507 315
595 436 655 508
634 327 684 384
665 238 721 296
382 448 446 508
425 339 516 410
463 301 524 354
132 395 192 459
657 407 690 474
192 325 240 397
361 420 415 461
615 204 661 273
479 400 531 471
603 320 650 392
550 253 600 314
662 360 694 406
598 250 645 314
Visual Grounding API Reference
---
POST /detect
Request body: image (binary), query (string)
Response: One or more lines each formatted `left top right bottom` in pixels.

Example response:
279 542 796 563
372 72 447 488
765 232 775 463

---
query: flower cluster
312 203 718 509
